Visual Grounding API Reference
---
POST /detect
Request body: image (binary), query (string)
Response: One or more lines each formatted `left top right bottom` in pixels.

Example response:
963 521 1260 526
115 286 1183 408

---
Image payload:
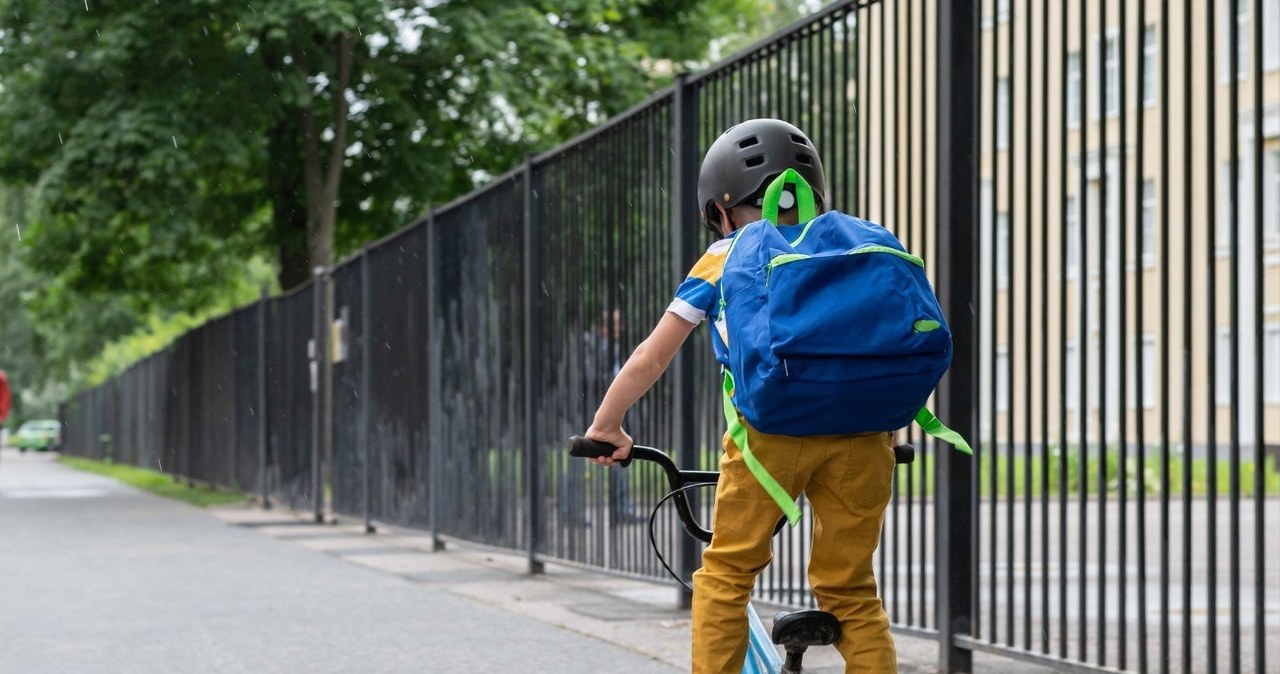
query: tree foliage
0 0 814 384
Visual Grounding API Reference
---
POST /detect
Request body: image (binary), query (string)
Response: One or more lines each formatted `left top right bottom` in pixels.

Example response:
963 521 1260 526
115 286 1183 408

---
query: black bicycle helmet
697 118 827 234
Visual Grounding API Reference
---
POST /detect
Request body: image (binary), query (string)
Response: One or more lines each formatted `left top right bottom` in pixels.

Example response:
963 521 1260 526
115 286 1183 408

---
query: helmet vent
795 153 813 165
744 155 766 168
738 136 760 149
790 133 809 145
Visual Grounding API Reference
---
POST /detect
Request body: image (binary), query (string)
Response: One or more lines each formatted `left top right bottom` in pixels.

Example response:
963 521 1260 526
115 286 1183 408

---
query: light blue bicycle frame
743 603 784 673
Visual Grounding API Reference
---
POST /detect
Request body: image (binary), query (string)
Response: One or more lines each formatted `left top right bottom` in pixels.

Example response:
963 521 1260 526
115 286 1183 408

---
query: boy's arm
584 311 698 464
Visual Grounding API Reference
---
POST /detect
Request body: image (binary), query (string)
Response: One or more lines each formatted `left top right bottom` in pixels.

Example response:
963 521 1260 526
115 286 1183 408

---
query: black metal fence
58 1 1277 672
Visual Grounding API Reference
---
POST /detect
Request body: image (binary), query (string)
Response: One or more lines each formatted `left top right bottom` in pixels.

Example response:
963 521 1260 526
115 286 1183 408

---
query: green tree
1 0 813 370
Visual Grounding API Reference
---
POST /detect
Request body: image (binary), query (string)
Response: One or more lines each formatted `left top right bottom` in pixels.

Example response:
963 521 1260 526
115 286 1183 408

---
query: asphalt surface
0 447 1086 673
0 448 680 674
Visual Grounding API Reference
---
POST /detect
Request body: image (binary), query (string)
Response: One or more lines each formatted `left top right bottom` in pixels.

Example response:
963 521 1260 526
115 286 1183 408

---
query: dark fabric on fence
330 261 365 518
432 178 526 549
232 305 262 493
364 226 431 529
265 288 315 511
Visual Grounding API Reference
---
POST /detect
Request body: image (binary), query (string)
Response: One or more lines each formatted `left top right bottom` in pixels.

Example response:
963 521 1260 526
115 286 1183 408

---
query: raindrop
202 25 209 36
236 22 241 32
58 133 63 145
14 224 21 241
96 29 100 37
172 136 178 148
83 0 88 10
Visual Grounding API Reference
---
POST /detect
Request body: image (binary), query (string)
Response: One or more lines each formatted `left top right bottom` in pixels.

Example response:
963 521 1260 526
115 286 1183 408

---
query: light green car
14 419 61 452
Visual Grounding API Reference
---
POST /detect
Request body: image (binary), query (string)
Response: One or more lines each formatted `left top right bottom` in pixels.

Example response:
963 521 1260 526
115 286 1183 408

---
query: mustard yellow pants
691 423 898 673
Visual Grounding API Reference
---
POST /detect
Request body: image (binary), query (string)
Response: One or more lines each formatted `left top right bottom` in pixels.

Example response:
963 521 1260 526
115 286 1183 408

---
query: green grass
894 450 1280 499
58 456 246 507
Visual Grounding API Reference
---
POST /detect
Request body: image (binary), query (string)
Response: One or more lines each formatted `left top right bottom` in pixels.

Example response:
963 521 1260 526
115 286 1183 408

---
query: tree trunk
267 117 310 291
300 32 356 273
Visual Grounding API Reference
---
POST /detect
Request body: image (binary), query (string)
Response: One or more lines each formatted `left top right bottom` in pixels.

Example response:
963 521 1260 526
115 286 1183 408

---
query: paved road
0 448 678 674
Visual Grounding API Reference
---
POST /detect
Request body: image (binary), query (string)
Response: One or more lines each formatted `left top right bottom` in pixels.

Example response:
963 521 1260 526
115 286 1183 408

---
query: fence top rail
530 88 675 165
686 0 869 84
292 0 871 285
276 275 315 301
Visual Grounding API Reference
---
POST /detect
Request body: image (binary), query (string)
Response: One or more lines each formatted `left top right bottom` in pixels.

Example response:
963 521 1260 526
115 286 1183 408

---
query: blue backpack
718 170 972 523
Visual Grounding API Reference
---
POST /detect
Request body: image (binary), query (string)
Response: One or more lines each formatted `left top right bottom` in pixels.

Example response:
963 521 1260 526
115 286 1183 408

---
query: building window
1217 159 1248 253
1066 195 1079 276
1067 52 1081 128
996 78 1010 150
1269 151 1280 245
997 212 1010 289
1142 25 1159 106
996 0 1011 22
1216 328 1233 404
1268 0 1280 71
1129 335 1157 410
1142 335 1156 409
1266 323 1280 404
996 347 1010 412
1065 343 1079 410
1103 34 1120 117
1222 0 1249 80
1141 179 1156 265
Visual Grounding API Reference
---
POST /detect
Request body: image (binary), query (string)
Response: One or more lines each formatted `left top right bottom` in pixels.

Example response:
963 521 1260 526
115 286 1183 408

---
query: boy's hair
696 119 827 234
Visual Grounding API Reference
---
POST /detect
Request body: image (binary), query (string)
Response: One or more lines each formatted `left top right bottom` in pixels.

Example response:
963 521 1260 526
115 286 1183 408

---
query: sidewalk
0 447 1056 673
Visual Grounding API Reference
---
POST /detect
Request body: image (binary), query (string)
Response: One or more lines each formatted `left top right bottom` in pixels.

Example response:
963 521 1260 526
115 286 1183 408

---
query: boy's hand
584 424 633 465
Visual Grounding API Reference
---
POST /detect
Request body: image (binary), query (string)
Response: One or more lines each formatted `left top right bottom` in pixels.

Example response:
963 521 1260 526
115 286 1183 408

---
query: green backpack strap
915 407 974 455
761 168 817 225
721 370 803 526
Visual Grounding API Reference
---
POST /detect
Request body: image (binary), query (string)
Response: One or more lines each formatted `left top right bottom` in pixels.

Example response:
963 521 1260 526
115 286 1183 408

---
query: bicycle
569 436 914 674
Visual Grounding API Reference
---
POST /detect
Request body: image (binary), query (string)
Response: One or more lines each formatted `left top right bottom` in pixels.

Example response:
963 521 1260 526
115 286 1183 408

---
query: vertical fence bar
1226 1 1242 672
936 0 979 669
1058 0 1070 658
1116 0 1130 668
361 248 374 534
1158 1 1172 670
1038 0 1051 654
312 266 326 523
1179 0 1194 668
258 287 271 509
523 157 545 575
671 72 699 608
1250 1 1266 671
1135 3 1150 671
1077 0 1091 660
1204 1 1220 668
1021 0 1035 651
427 209 445 552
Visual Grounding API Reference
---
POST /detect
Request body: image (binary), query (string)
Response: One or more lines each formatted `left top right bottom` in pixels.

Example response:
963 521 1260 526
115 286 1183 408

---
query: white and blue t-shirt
666 236 735 366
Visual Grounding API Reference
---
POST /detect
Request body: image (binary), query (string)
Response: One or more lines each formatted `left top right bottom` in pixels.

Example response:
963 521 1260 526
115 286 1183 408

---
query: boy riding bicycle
583 119 898 673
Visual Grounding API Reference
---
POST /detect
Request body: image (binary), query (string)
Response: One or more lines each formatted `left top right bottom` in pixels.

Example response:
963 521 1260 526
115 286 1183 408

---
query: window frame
1142 25 1159 107
1067 52 1082 129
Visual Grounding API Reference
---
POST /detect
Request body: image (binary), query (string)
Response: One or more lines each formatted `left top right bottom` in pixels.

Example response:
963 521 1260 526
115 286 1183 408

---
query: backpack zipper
765 246 925 284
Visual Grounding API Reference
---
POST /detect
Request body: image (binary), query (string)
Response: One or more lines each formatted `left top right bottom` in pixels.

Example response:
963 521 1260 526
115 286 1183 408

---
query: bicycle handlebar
569 436 721 542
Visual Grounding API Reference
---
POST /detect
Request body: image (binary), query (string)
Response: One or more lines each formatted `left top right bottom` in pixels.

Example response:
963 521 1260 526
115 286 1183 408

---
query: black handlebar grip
568 436 633 468
893 444 915 465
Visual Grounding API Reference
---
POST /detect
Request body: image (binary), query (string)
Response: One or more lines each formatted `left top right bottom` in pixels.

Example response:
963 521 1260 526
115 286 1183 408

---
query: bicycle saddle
770 609 842 648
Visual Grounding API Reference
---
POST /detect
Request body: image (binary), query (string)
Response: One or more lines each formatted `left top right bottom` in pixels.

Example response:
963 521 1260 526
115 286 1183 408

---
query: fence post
670 72 700 609
426 209 446 552
361 248 376 534
311 266 328 524
258 287 271 509
936 0 979 671
523 157 546 575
